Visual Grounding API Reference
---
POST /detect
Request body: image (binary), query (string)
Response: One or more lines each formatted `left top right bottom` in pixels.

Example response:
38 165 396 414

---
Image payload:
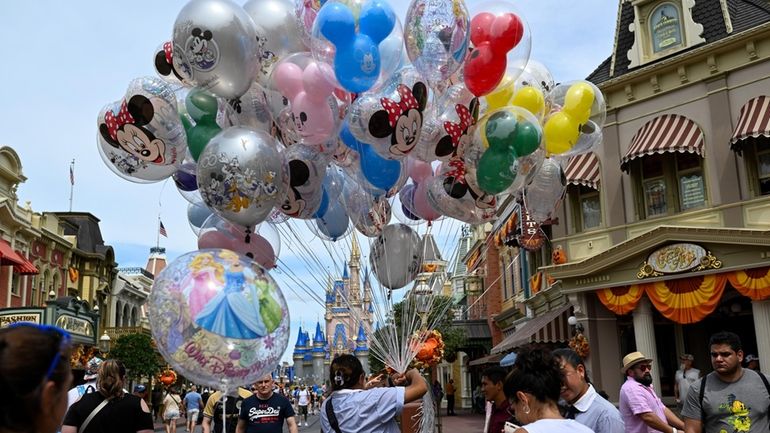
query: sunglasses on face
635 364 652 372
8 322 72 380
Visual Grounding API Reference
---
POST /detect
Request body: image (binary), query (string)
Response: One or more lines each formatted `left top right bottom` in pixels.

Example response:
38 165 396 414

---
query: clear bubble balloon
148 249 289 390
244 0 308 85
523 157 567 223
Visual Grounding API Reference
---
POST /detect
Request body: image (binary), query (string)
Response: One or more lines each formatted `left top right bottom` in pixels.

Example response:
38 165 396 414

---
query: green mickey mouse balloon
184 88 222 161
477 147 518 195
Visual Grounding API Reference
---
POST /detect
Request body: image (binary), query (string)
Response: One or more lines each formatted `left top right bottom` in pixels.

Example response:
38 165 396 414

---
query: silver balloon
244 0 307 85
340 175 392 237
197 126 286 227
96 77 187 183
523 157 567 223
369 223 423 290
172 0 260 99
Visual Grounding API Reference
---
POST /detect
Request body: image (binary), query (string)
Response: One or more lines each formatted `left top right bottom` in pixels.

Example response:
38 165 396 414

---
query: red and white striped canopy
621 114 704 172
565 152 601 190
731 96 770 151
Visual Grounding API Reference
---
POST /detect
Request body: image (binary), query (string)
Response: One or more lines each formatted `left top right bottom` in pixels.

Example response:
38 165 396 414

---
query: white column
752 299 770 374
632 297 661 394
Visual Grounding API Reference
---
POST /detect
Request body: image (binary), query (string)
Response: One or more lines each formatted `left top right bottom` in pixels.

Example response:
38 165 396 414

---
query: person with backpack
163 386 184 433
66 356 103 410
682 331 770 433
202 387 252 433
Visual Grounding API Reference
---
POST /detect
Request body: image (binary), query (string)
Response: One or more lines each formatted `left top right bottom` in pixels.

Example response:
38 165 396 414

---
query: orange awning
0 240 39 275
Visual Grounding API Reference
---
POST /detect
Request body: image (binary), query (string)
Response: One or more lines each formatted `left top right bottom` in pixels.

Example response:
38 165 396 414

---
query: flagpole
156 214 161 249
69 159 75 212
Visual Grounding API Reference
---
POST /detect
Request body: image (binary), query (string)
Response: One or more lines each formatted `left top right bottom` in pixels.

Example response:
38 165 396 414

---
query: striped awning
565 152 600 190
621 114 704 172
491 303 573 353
731 96 770 151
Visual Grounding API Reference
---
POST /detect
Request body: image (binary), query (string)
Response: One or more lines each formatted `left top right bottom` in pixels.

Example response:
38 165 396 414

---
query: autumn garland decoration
569 331 590 359
412 330 445 370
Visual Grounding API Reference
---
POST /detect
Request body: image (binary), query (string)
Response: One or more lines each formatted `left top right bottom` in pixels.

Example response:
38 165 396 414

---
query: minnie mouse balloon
97 77 186 183
346 67 429 160
197 127 286 228
148 249 289 390
279 145 326 219
369 223 422 289
172 0 261 99
416 84 479 163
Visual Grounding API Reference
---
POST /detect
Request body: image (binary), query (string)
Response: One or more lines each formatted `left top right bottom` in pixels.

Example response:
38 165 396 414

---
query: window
11 273 19 296
634 152 706 218
569 185 602 232
745 140 770 196
649 3 684 54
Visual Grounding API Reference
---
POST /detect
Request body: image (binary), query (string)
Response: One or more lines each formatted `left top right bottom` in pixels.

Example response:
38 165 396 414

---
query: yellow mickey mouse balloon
511 86 545 118
485 74 516 111
543 112 580 155
562 82 595 124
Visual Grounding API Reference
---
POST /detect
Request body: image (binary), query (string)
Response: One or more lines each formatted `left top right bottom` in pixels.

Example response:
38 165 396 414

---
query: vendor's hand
391 372 408 386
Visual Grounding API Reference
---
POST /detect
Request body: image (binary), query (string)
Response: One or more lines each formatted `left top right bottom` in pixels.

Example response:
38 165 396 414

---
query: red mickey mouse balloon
464 11 526 97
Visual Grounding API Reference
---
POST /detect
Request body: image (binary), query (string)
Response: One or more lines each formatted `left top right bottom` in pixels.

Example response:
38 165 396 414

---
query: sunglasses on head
8 322 72 380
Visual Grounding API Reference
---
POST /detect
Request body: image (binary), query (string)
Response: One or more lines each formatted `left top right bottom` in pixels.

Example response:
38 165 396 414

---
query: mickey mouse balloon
97 77 187 183
172 0 261 99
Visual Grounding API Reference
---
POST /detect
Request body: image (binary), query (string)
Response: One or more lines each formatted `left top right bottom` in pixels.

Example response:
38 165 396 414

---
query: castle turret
292 326 308 381
348 236 361 305
312 321 326 383
354 323 370 375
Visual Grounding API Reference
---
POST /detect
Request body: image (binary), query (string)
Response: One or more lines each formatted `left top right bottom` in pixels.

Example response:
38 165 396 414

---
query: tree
370 295 467 372
109 333 163 381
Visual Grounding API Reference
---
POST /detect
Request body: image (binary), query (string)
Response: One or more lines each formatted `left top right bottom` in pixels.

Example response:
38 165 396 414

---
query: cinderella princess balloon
148 249 289 389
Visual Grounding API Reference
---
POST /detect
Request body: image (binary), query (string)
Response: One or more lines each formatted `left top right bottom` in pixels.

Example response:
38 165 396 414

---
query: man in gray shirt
683 331 770 433
554 348 625 433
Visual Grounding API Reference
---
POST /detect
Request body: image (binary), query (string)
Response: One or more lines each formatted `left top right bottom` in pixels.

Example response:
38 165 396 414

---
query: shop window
632 152 706 219
11 274 19 296
568 185 602 232
744 139 770 196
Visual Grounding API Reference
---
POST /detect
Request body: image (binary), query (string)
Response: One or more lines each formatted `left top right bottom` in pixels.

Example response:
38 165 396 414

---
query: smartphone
503 421 521 433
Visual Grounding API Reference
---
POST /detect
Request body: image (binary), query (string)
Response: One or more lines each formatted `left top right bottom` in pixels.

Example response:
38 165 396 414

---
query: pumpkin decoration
412 330 445 370
569 332 590 359
158 368 178 386
552 245 567 265
68 267 79 282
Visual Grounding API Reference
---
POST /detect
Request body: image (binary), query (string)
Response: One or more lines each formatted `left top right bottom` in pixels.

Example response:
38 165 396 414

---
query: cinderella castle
292 236 374 383
291 233 447 385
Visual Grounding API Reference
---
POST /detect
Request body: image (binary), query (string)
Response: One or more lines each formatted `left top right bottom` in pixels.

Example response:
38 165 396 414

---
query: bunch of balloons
96 0 608 386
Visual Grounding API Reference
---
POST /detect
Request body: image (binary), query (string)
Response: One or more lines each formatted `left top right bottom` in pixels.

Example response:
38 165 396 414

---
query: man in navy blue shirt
237 374 298 433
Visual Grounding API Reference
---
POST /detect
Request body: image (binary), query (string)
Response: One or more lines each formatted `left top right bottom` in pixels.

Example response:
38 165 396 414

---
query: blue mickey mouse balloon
311 0 398 93
340 122 403 191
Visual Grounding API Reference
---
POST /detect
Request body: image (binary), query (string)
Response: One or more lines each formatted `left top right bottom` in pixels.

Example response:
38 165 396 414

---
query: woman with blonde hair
163 386 183 433
0 323 73 433
62 359 154 433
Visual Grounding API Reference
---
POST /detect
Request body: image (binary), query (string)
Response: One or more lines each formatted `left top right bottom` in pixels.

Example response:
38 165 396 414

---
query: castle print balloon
148 249 289 389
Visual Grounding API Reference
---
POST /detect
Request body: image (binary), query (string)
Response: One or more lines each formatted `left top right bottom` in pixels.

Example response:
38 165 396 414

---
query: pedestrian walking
553 348 624 433
674 354 700 411
153 384 165 423
682 331 770 433
481 366 514 433
62 359 154 433
296 385 311 426
185 385 203 433
164 386 184 433
0 323 74 433
67 356 103 409
202 387 252 433
236 374 298 433
319 354 428 433
619 351 684 433
445 378 456 415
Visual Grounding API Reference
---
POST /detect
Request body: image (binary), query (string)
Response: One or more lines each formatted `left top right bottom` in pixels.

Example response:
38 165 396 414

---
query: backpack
212 394 244 433
699 369 770 431
76 384 97 399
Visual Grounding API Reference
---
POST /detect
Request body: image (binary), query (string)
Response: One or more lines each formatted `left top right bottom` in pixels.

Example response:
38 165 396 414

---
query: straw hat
621 351 652 374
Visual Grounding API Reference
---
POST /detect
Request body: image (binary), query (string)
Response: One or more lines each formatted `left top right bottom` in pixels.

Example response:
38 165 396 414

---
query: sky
0 1 617 364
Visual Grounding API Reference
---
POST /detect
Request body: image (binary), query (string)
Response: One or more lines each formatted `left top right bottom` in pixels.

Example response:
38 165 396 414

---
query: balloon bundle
96 0 607 400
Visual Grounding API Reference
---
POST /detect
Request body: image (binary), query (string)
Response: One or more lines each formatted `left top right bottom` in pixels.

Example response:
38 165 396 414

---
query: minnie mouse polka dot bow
443 104 475 146
380 85 420 128
104 100 136 142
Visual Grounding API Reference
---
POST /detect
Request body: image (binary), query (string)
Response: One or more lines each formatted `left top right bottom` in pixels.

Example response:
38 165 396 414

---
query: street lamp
567 315 584 334
99 331 111 355
413 276 432 330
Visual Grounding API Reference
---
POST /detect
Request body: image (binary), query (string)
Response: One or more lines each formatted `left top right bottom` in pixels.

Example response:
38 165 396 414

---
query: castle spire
350 234 360 266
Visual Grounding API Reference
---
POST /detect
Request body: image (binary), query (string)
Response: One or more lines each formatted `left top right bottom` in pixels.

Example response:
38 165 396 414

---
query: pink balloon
273 63 304 99
408 158 433 183
197 230 235 250
229 234 277 269
413 181 442 221
273 60 336 146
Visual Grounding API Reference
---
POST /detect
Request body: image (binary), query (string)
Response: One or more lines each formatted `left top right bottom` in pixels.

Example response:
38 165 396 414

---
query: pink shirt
619 376 668 433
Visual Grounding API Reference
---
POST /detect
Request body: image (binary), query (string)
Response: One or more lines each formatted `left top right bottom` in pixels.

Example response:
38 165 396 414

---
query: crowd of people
2 323 769 433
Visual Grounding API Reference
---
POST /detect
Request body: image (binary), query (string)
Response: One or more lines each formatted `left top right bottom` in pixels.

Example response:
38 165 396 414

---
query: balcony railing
103 326 151 339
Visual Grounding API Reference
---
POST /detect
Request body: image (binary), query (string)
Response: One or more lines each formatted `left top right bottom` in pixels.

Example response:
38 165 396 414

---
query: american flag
159 220 168 237
69 163 74 186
